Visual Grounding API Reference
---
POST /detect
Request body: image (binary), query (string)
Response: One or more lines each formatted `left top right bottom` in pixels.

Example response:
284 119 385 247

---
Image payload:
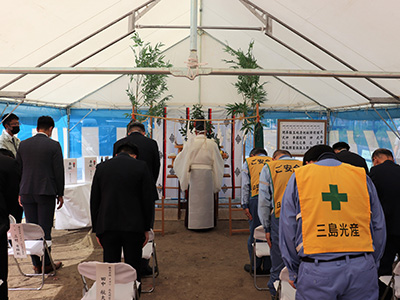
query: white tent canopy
1 0 400 111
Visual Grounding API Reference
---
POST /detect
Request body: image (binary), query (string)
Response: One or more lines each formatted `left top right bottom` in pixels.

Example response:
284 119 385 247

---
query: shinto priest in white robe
173 133 224 229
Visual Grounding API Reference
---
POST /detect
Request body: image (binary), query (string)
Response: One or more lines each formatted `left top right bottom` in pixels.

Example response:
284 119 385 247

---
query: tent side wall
2 103 400 163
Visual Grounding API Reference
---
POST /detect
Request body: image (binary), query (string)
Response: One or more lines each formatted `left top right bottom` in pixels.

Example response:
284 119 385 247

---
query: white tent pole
0 100 25 125
240 0 399 101
25 30 135 95
67 108 71 158
205 31 325 109
2 67 400 80
385 110 400 138
190 0 198 54
69 109 94 132
0 0 160 92
136 25 264 31
373 107 400 140
198 0 203 104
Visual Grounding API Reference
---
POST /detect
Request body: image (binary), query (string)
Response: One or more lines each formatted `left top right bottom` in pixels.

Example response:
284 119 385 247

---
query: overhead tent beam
0 0 160 93
239 0 400 101
68 35 192 109
239 1 386 104
136 25 265 31
0 91 25 98
2 0 394 106
2 67 400 79
204 32 327 110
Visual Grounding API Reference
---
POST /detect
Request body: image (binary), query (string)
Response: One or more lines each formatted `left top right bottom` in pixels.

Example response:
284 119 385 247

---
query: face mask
11 126 20 134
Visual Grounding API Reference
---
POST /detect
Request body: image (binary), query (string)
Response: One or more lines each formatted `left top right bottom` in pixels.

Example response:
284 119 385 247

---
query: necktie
11 137 17 152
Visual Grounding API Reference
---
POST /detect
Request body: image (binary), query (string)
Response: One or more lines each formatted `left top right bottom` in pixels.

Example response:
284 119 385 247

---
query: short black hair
127 120 145 133
332 141 350 151
273 149 291 159
2 113 19 128
303 144 334 165
250 147 268 156
371 148 393 159
37 116 55 130
116 141 139 157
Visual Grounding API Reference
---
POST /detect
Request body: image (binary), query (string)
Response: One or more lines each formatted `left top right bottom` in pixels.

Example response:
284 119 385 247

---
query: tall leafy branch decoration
178 104 219 145
126 33 173 124
223 40 267 135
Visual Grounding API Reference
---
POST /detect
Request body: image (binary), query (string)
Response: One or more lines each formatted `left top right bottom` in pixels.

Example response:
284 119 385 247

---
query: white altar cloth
55 181 92 230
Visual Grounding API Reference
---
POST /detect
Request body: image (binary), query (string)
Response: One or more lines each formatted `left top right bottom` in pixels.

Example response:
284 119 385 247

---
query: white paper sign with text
96 263 115 300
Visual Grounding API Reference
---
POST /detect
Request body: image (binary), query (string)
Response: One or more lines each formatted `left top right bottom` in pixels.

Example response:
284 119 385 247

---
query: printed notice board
277 120 327 156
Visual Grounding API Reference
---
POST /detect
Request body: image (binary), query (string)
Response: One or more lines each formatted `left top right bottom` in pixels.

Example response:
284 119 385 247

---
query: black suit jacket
90 152 156 235
0 155 20 234
113 132 160 183
370 160 400 236
17 133 64 196
336 150 369 175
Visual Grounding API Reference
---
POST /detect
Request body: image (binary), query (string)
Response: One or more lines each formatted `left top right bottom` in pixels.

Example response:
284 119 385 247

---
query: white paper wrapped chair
7 220 56 290
379 260 400 300
141 229 158 293
78 261 140 300
252 225 270 290
273 267 296 300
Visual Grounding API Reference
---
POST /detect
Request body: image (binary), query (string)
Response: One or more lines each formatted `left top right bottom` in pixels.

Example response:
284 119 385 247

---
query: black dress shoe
141 265 154 276
244 264 252 273
44 261 63 274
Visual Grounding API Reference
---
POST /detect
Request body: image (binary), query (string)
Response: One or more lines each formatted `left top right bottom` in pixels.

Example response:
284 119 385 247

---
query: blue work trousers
268 213 285 295
296 254 378 300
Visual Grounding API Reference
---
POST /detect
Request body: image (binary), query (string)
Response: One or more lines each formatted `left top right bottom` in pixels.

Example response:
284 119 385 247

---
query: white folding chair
78 261 140 300
7 221 57 290
380 260 400 300
141 229 159 293
273 267 296 300
252 225 270 290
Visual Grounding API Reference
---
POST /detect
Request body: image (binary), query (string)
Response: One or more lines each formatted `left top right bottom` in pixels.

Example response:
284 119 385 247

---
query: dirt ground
7 219 272 300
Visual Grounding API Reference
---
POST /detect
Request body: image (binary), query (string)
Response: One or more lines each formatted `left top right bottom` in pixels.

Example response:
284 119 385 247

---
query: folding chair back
8 214 16 224
273 267 296 300
395 262 400 298
8 222 55 290
77 261 139 300
380 260 400 299
252 225 270 290
7 214 16 240
142 229 159 293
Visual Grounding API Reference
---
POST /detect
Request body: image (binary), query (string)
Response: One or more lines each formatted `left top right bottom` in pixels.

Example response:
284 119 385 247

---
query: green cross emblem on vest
322 184 348 210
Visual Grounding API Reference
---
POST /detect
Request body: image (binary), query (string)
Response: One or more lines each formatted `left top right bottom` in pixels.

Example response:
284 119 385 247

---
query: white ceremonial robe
174 134 224 229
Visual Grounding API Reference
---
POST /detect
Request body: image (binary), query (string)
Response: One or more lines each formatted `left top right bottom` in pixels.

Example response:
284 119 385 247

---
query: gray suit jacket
17 133 64 196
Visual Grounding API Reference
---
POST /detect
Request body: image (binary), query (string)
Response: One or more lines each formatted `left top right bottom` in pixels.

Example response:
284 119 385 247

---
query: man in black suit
17 116 64 274
332 141 369 174
113 121 160 183
370 148 400 300
90 141 155 283
0 153 20 299
113 121 160 275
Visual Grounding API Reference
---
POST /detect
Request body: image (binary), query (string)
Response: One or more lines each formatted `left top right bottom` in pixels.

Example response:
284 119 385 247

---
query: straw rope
132 112 256 124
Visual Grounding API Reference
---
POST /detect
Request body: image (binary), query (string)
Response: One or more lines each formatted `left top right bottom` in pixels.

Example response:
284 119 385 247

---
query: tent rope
185 57 208 80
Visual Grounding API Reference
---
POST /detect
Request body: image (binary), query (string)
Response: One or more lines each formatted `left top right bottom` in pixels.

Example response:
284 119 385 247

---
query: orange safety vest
246 156 272 197
295 163 373 255
266 160 301 218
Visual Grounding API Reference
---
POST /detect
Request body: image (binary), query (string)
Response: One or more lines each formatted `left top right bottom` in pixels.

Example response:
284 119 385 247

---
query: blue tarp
1 103 400 163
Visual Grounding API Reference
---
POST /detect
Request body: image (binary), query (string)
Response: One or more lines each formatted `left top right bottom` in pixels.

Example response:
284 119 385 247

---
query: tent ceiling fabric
1 0 399 111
